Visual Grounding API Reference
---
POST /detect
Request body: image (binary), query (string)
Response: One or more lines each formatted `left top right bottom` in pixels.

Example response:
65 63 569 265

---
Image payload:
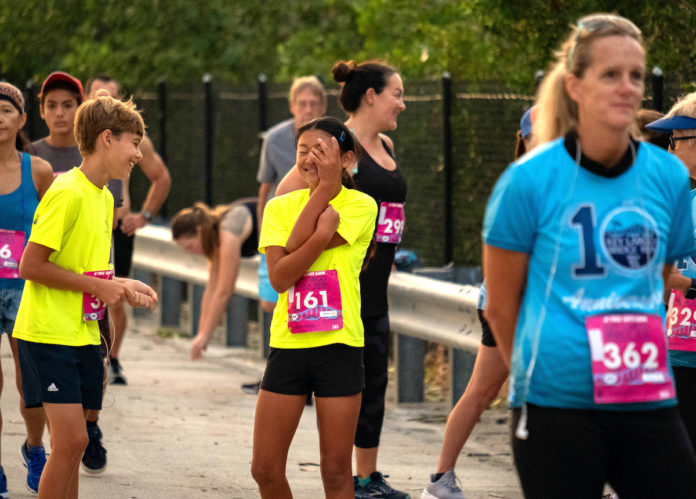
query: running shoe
421 469 465 499
81 424 107 474
354 471 410 498
0 465 8 498
241 381 261 394
20 439 46 493
109 358 127 385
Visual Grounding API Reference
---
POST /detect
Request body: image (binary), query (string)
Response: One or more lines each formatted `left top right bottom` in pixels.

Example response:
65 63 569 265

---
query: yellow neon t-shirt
259 187 377 349
13 168 114 346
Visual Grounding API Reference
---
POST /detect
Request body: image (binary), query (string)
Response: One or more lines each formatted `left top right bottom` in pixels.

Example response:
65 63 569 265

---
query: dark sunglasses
669 135 696 149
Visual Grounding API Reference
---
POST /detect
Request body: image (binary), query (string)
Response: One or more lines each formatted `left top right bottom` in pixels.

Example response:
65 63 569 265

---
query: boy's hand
121 279 158 309
312 137 342 189
316 206 340 237
92 279 128 307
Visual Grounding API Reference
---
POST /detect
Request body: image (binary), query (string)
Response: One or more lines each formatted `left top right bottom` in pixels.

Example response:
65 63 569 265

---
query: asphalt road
0 312 522 498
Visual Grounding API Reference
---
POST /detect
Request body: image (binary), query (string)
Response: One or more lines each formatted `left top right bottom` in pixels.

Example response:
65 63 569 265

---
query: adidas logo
47 383 58 392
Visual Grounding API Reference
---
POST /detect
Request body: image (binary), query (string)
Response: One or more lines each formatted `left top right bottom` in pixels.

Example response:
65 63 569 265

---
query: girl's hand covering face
313 136 342 188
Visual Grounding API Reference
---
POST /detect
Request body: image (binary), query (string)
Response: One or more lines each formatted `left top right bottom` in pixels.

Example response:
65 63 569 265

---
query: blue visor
645 115 696 133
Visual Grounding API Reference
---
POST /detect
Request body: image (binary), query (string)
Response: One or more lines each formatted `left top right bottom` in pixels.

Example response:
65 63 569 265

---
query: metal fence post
259 308 272 359
258 74 267 137
203 73 214 206
191 284 204 336
397 334 426 402
161 277 183 327
157 80 169 219
652 66 664 113
25 80 35 141
226 296 248 346
442 72 453 266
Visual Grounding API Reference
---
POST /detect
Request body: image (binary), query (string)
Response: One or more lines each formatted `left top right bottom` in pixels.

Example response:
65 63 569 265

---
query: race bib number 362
586 313 674 404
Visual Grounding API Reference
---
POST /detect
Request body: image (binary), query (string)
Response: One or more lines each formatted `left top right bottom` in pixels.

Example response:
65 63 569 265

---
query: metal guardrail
132 225 483 404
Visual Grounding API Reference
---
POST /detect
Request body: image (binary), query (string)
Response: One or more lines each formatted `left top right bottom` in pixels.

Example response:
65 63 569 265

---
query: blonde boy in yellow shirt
13 90 157 498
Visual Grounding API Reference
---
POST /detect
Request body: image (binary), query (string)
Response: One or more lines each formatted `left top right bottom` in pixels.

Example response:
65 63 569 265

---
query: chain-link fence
21 72 696 268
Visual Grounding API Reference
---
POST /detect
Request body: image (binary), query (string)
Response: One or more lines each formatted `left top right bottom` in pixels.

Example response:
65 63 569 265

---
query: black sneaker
241 381 261 394
82 424 107 474
354 471 410 498
109 358 127 385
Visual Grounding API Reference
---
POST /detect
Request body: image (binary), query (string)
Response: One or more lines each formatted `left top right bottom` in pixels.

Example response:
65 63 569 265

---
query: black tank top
229 198 259 258
354 139 407 318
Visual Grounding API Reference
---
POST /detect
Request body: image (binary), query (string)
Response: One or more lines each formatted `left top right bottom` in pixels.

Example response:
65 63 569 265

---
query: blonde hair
74 89 145 155
666 92 696 122
289 76 326 105
534 13 643 145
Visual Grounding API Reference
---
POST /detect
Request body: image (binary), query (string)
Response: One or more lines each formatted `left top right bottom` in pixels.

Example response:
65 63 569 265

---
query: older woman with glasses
646 94 696 454
483 13 696 498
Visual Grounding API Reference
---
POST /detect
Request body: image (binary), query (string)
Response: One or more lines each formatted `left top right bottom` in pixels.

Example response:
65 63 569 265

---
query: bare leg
316 394 361 499
38 404 88 499
10 336 46 447
251 390 306 499
355 446 378 479
436 344 508 473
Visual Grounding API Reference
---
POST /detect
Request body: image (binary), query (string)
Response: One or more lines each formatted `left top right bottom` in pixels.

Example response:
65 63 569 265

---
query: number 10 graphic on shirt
288 270 343 334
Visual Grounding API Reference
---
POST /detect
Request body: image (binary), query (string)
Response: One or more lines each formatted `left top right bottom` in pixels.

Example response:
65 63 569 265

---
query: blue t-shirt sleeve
666 169 696 262
483 163 537 253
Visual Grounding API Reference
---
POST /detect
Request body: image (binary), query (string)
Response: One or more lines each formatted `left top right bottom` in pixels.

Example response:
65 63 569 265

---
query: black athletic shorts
113 221 134 278
478 309 497 347
18 340 103 410
261 343 364 397
511 403 696 498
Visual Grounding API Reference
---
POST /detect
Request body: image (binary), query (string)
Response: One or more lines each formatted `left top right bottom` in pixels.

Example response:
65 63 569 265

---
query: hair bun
332 60 356 83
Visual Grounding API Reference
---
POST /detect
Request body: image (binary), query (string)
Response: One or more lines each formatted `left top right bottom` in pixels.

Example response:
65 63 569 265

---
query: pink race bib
83 270 114 321
666 290 696 352
288 270 342 334
586 313 674 404
0 229 25 279
376 202 405 244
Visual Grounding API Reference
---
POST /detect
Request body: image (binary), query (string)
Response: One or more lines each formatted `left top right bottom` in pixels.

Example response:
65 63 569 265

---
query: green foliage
1 1 695 90
0 0 696 89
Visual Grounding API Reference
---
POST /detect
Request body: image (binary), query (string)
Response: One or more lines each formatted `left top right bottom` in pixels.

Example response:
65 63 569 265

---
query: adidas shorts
17 340 103 409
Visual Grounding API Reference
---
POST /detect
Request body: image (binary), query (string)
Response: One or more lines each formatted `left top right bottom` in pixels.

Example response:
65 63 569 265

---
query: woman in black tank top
332 59 409 498
171 199 258 360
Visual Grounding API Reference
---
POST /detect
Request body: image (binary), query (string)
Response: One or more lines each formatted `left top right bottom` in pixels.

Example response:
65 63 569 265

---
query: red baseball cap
40 71 84 100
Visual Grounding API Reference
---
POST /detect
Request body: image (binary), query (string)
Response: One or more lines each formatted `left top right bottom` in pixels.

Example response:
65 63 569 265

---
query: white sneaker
421 469 465 499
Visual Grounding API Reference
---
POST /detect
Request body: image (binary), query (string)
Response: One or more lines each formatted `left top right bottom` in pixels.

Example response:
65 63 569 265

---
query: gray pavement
0 311 523 498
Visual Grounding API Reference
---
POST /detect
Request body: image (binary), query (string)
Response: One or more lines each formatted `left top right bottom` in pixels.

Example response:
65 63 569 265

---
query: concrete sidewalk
0 312 522 498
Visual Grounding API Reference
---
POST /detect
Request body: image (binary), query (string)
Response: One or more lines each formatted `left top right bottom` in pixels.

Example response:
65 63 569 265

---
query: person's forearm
484 307 519 369
140 172 171 215
197 286 236 339
285 185 334 253
20 258 98 295
270 231 333 292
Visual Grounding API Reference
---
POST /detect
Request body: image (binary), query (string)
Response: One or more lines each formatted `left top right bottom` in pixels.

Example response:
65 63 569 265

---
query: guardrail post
161 277 183 327
226 296 248 346
451 349 476 405
191 284 204 336
132 269 153 318
397 334 426 402
259 308 272 359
